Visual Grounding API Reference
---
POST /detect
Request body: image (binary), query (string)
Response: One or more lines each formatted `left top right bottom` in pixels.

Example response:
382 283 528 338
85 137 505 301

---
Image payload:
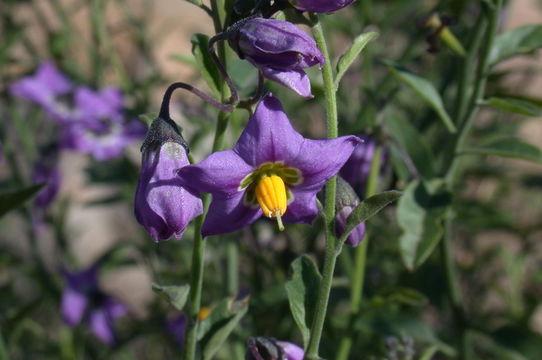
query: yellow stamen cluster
255 175 287 231
198 307 211 321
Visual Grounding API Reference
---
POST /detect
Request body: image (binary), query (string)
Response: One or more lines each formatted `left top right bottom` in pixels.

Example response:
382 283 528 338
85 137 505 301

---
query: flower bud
229 17 324 98
336 176 366 247
288 0 357 13
134 116 203 242
246 337 304 360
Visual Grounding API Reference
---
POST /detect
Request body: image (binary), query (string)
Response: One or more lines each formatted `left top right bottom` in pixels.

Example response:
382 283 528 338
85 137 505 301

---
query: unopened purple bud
288 0 357 13
134 117 203 242
246 337 304 360
335 177 365 246
229 17 324 98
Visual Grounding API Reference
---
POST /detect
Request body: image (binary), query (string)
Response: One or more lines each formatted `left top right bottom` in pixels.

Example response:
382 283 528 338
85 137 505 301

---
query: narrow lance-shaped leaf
335 32 378 90
191 34 222 96
483 97 542 117
0 184 44 218
489 25 542 67
387 64 456 133
339 191 402 244
463 137 542 164
151 283 190 311
285 255 322 348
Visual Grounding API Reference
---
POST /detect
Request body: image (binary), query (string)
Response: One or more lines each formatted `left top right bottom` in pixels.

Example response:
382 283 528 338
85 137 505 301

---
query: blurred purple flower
177 94 360 236
166 313 187 347
288 0 357 13
339 135 377 197
9 61 74 123
61 87 146 160
246 337 304 360
134 116 203 242
229 18 324 98
61 262 127 345
32 161 61 208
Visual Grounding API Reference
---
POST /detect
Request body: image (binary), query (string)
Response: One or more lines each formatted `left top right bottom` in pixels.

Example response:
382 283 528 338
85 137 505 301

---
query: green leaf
191 34 221 96
335 32 378 89
489 25 542 66
0 184 44 218
384 106 436 179
151 283 190 311
284 255 322 348
339 191 402 243
464 137 542 164
483 97 542 117
387 64 456 133
200 296 249 360
398 180 450 270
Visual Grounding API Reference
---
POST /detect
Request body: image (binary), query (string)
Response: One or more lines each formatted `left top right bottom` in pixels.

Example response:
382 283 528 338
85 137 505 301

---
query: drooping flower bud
339 135 377 197
288 0 357 13
228 17 324 98
246 337 304 360
134 116 203 242
336 176 366 247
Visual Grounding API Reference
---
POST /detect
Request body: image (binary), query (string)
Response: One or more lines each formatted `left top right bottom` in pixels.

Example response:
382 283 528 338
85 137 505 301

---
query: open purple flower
177 94 360 236
246 337 304 360
61 87 146 160
288 0 357 13
135 116 203 242
9 61 74 123
61 262 127 345
229 18 324 98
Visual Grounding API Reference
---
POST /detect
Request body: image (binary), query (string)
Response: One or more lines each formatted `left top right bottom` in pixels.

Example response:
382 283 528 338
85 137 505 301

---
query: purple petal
32 162 62 208
233 94 304 166
166 314 187 347
339 136 377 195
202 192 261 237
104 298 127 319
277 341 305 360
74 87 123 120
61 288 88 326
282 190 318 225
260 68 313 98
289 0 357 13
88 309 116 345
36 61 72 93
177 150 253 196
336 206 366 247
135 142 203 241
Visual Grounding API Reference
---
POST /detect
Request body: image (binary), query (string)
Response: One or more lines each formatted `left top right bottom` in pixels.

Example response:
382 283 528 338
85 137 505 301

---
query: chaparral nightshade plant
288 0 357 13
177 94 360 236
228 17 325 98
61 262 127 345
134 116 203 242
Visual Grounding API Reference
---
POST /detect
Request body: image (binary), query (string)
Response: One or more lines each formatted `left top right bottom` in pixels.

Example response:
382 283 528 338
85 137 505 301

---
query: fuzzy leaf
285 255 322 348
464 137 542 164
152 283 190 311
489 25 542 66
388 64 456 133
335 32 378 89
191 34 221 96
0 184 44 218
340 191 402 243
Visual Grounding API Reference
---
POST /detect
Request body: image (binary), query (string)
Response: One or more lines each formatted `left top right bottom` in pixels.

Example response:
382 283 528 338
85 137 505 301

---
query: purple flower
335 177 365 246
134 116 203 242
177 94 360 236
9 61 74 122
246 337 304 360
61 87 146 160
166 313 187 347
229 18 324 98
61 263 127 345
288 0 357 13
339 135 377 197
32 160 61 209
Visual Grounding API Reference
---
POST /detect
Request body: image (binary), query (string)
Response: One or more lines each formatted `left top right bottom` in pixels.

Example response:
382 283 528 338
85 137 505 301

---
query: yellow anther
198 307 211 321
255 175 287 231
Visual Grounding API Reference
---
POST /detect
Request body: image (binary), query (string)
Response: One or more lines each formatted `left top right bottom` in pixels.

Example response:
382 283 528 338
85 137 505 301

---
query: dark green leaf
464 137 542 164
0 184 44 218
285 255 322 348
151 283 190 311
398 181 450 270
200 296 249 360
335 32 378 89
484 97 542 117
191 34 221 96
384 106 436 179
387 64 456 133
340 191 402 243
489 25 542 66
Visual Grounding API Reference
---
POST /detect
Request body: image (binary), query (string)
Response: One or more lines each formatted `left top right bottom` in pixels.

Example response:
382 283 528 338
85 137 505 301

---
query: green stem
336 146 381 360
227 240 239 295
305 15 339 360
